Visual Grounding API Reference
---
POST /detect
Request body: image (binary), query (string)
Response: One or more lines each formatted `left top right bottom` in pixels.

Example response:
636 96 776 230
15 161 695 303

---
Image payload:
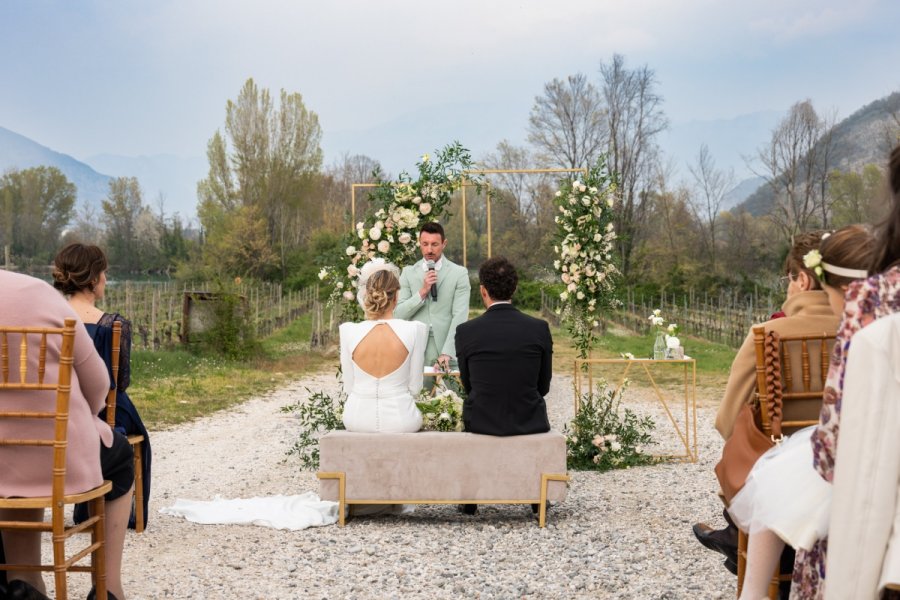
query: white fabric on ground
160 492 339 530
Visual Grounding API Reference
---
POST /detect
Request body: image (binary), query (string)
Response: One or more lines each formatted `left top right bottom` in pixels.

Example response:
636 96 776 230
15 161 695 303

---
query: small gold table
573 358 698 463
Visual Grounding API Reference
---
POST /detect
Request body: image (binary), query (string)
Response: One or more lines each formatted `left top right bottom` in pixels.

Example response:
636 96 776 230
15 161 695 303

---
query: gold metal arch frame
350 168 587 268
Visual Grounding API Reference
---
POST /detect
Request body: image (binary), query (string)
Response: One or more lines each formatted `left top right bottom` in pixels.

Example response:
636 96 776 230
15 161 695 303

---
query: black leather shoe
530 501 550 515
7 580 51 600
723 557 738 575
86 586 120 600
692 522 738 565
457 504 477 516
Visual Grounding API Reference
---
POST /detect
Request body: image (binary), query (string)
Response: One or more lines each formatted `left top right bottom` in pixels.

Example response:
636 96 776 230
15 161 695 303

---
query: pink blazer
0 270 112 497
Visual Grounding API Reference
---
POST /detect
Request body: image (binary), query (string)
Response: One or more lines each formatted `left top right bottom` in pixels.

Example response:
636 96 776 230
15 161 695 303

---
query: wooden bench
317 430 569 527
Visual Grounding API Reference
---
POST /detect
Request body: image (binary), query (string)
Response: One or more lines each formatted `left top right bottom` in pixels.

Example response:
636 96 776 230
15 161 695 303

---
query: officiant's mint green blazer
394 258 471 364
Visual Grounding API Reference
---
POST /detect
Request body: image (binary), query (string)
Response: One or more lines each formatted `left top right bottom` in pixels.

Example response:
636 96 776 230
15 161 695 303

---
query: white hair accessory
356 258 401 309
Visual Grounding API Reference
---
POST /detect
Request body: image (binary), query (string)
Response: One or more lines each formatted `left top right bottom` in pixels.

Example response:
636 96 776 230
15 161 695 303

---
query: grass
130 313 334 429
130 308 737 430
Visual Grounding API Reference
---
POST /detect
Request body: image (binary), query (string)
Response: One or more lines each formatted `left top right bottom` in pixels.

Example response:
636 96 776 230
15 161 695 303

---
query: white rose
374 220 384 230
412 196 421 204
357 229 366 240
345 245 356 256
318 268 328 280
377 240 390 253
666 335 681 349
399 232 412 244
578 183 587 192
336 281 344 289
419 202 432 215
576 291 585 300
582 196 591 206
553 260 560 270
342 291 355 301
561 273 570 284
593 233 602 242
610 441 622 451
567 282 577 292
369 227 382 240
347 265 359 277
559 291 569 301
555 190 562 197
589 186 598 194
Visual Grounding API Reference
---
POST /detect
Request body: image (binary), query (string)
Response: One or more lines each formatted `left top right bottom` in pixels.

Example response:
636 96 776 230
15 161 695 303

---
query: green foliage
0 166 76 264
281 388 345 470
565 380 656 471
197 78 324 280
284 229 343 292
189 280 260 359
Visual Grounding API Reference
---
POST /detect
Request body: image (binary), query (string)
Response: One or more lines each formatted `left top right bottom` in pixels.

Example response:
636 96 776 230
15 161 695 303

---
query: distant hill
737 91 900 216
85 153 206 221
0 126 111 210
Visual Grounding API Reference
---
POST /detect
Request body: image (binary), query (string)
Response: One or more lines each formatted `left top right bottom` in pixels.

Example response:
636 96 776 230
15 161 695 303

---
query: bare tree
688 144 734 272
527 74 607 169
751 99 836 241
599 54 668 276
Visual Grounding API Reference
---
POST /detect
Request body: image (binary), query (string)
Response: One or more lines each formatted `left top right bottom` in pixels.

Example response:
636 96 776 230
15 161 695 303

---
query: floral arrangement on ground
553 156 621 358
565 379 657 471
318 142 483 322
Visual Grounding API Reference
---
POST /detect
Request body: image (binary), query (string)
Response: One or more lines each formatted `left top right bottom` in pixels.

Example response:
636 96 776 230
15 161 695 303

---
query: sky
2 0 899 180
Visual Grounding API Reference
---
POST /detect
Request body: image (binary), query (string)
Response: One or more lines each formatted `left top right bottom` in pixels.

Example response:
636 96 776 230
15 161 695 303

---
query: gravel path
64 369 737 599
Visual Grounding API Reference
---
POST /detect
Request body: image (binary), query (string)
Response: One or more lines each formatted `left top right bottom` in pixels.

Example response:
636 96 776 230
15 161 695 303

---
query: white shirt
420 256 444 271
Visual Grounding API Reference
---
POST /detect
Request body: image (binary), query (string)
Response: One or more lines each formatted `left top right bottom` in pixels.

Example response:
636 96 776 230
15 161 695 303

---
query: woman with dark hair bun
53 243 152 533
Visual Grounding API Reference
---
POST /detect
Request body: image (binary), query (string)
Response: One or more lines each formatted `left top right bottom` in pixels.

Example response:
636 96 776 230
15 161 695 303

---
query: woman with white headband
728 224 875 600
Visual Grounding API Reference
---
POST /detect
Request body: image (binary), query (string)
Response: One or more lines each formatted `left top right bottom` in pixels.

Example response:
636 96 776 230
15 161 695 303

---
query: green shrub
282 388 346 470
565 379 657 471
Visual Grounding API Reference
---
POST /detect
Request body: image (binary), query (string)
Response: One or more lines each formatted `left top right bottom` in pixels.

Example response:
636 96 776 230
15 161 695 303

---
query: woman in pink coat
0 269 133 600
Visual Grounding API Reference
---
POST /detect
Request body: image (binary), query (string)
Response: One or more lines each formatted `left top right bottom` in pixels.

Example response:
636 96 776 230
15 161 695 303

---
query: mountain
737 91 900 216
85 153 206 221
0 126 111 210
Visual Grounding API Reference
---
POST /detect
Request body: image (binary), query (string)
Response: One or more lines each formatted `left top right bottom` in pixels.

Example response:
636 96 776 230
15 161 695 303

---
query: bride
340 259 427 433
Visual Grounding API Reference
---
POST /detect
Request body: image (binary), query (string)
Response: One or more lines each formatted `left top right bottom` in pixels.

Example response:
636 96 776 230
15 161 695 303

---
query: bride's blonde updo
364 269 400 318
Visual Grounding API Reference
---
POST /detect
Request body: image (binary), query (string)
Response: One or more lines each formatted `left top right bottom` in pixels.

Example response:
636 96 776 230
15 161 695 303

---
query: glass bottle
653 331 666 360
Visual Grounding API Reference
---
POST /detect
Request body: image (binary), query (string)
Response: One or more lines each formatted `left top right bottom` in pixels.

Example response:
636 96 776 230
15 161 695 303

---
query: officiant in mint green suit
394 222 471 372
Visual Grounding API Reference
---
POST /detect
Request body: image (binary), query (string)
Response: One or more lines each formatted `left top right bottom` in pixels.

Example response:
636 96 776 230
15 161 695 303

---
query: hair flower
802 249 825 280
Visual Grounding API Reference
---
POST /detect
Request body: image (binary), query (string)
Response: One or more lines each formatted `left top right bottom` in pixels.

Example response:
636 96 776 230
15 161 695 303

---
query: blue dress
75 313 152 530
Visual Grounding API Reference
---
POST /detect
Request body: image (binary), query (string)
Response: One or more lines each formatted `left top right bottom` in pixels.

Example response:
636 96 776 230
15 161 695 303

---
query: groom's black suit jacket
455 303 552 436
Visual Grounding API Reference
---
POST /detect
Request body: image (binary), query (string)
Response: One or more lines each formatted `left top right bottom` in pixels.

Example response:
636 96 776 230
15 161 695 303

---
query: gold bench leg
317 472 346 527
539 473 569 528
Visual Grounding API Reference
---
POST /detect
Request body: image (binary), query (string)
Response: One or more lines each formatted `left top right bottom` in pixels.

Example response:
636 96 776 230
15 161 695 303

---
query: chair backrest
0 318 77 500
752 326 835 439
106 320 122 428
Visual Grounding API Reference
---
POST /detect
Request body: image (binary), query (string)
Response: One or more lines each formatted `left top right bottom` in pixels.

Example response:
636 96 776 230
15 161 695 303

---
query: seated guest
53 242 152 530
340 260 427 433
728 224 876 599
0 269 133 600
456 256 552 437
791 146 900 598
693 231 840 574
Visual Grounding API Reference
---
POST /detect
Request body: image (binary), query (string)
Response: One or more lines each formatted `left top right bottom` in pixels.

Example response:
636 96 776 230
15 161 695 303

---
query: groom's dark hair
419 222 445 240
479 256 518 301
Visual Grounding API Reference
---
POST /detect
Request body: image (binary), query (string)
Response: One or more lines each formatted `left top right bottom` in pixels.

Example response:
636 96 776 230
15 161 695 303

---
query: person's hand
419 269 438 300
434 354 451 372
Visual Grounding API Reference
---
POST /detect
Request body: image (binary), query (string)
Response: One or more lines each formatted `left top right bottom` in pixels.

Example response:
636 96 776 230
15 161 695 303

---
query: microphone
426 260 437 301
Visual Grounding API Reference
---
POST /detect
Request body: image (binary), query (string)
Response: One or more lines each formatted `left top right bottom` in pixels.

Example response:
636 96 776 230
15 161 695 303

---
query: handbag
715 330 784 503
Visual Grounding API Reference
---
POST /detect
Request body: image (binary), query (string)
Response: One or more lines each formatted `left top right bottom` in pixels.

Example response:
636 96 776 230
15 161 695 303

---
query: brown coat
0 270 111 497
714 291 839 440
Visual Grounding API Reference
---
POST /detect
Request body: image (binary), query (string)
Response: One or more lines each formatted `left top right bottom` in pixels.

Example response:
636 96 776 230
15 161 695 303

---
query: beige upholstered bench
317 430 569 527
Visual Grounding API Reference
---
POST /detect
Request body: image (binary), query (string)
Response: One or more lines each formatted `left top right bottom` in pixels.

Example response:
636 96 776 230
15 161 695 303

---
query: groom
394 222 471 372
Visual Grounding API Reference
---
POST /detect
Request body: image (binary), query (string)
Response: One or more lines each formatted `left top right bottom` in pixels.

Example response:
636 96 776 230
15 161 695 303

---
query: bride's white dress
340 319 427 433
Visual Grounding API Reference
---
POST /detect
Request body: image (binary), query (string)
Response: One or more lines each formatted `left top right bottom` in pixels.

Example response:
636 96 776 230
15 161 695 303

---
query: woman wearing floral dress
791 145 900 599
